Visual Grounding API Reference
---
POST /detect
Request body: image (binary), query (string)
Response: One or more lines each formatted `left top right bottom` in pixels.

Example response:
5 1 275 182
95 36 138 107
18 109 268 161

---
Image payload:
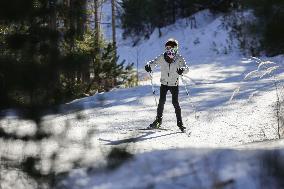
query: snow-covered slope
61 144 284 189
1 54 283 189
100 1 240 69
51 3 284 188
1 2 284 189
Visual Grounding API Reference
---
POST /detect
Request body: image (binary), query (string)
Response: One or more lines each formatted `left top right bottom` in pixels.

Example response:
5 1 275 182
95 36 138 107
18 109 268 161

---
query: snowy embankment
1 3 284 189
62 144 284 189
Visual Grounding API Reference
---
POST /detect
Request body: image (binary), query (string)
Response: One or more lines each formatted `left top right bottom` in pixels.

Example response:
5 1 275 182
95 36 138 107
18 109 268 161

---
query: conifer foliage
119 0 235 39
244 0 284 56
0 0 135 109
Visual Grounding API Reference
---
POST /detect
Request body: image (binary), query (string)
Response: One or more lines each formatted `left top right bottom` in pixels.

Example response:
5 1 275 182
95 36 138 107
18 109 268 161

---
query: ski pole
180 75 199 119
149 72 158 107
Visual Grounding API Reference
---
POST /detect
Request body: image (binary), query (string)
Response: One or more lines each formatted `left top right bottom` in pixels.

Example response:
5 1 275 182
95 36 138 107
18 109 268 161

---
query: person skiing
145 38 189 132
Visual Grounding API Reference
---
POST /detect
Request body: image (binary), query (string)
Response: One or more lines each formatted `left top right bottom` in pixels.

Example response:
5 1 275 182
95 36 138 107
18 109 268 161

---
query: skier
145 38 189 132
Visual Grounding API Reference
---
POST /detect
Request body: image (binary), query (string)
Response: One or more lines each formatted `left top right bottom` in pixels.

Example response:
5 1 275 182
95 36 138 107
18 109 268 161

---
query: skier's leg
170 86 186 132
148 85 168 129
157 84 168 119
170 86 182 123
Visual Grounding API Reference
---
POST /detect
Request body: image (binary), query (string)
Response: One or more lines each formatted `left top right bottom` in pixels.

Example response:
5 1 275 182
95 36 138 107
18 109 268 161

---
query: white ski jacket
147 53 189 86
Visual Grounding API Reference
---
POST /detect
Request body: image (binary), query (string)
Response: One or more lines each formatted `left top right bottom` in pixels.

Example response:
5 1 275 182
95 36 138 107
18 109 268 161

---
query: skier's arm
147 54 163 70
178 55 189 74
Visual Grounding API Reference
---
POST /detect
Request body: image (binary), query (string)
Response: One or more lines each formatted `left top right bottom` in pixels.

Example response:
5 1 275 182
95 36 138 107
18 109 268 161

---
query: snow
61 146 284 189
1 1 284 189
100 2 240 70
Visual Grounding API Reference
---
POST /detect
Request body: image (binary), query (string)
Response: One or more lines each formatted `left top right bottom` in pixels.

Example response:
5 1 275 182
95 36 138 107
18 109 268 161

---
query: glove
177 68 184 75
145 64 152 73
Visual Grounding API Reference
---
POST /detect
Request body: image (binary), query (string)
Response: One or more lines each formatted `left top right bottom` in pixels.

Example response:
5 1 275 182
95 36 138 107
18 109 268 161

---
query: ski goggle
165 46 178 52
165 46 178 58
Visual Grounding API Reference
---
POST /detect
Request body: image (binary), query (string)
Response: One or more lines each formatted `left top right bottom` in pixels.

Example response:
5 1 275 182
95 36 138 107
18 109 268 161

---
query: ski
138 127 191 136
138 128 171 131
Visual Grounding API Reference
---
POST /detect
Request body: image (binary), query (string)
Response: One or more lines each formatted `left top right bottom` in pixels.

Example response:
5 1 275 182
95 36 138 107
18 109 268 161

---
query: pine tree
0 0 136 107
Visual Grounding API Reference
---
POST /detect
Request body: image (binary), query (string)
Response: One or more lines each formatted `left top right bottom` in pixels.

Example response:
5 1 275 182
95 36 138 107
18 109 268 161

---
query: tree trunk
94 0 100 51
77 0 87 38
79 0 90 83
111 0 117 86
49 0 57 30
111 0 117 59
84 0 101 94
48 0 60 101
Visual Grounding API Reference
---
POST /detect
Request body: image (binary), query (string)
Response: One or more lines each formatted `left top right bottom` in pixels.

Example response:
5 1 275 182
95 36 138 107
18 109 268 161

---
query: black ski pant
157 84 182 123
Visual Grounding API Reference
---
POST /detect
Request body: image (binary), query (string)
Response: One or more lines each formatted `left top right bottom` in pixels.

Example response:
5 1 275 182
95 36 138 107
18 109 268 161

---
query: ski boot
147 116 162 129
177 121 186 133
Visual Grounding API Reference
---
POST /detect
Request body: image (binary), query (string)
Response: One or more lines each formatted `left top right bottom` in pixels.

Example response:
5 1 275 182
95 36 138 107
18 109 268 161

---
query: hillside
100 2 240 68
1 2 284 189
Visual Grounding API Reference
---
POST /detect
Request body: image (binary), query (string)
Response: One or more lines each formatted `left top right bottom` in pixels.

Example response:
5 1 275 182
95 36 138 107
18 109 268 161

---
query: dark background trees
119 0 284 56
0 0 135 109
119 0 235 40
244 0 284 56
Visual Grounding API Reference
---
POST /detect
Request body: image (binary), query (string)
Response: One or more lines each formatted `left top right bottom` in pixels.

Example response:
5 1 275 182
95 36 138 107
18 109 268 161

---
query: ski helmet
165 38 178 48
